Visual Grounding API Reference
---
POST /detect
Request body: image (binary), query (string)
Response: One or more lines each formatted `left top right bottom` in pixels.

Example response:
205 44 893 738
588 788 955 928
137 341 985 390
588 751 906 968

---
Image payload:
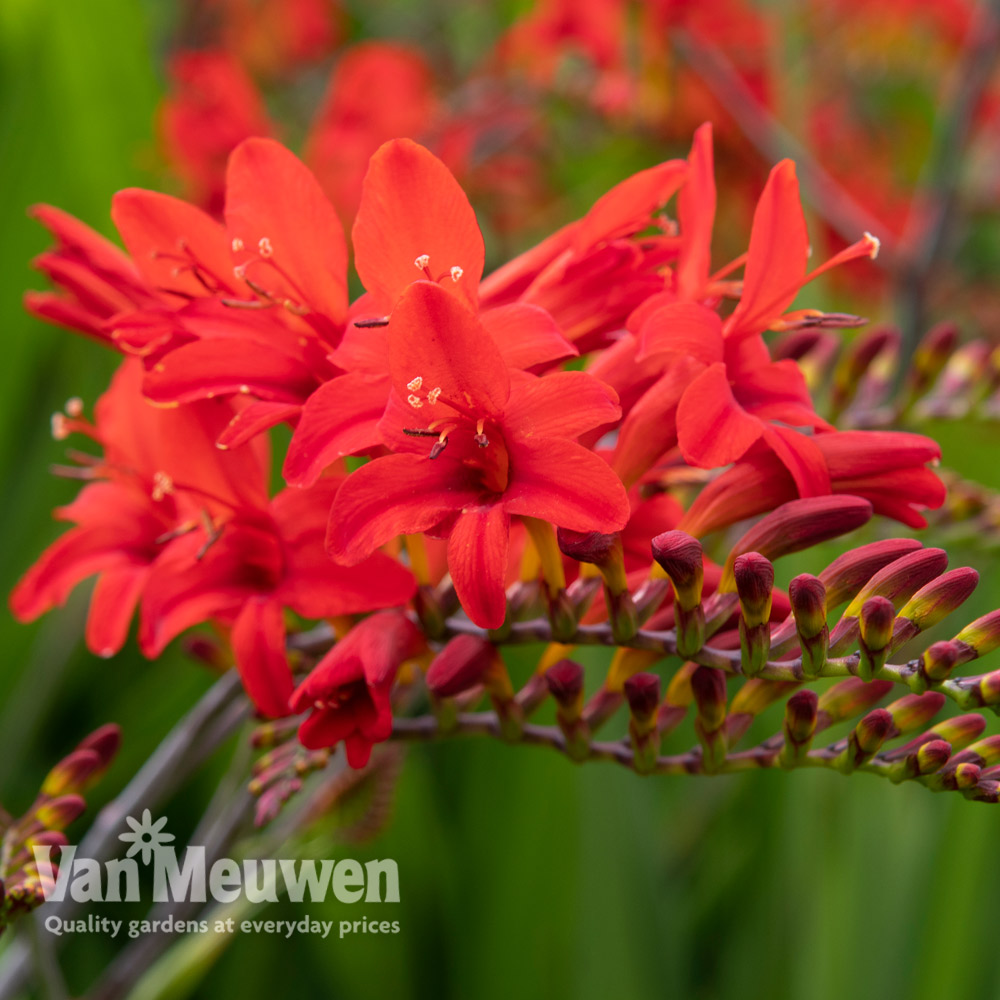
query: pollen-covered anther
257 237 273 258
863 232 881 259
414 254 430 270
65 397 84 418
474 418 488 448
231 237 244 253
50 413 69 440
151 471 174 502
429 433 449 460
427 387 441 405
407 394 424 409
233 263 248 280
407 376 423 392
450 266 464 282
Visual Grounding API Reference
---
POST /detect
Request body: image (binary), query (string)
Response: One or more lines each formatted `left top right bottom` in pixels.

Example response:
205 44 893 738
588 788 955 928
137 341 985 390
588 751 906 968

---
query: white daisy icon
118 809 175 865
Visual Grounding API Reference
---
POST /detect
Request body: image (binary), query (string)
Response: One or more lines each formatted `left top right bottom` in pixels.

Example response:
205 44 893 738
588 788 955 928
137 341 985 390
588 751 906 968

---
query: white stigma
407 394 424 409
231 237 245 253
863 232 881 259
407 376 424 391
414 254 430 270
450 266 464 282
65 397 84 418
50 413 69 440
233 263 248 280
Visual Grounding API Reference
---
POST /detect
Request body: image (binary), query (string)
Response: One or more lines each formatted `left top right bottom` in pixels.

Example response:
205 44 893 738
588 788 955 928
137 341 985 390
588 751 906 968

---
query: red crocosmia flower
109 138 349 447
327 281 629 629
679 430 945 537
24 206 161 348
9 359 268 657
140 478 415 719
160 51 273 218
304 43 438 224
290 612 425 768
283 139 576 486
480 154 688 351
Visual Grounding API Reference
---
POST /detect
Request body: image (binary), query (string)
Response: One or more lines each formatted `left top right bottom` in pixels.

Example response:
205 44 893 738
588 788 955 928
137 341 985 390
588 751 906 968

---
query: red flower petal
327 452 479 564
225 138 348 330
724 160 808 340
217 400 301 450
481 303 577 370
504 437 629 533
231 597 294 718
762 426 831 497
636 302 724 364
352 138 484 313
676 122 716 300
676 362 764 469
283 374 389 487
85 566 148 659
447 505 510 629
505 371 621 440
388 281 510 418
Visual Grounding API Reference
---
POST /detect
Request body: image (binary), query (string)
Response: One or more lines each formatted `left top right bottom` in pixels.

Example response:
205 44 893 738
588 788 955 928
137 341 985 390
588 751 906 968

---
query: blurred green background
1 1 998 998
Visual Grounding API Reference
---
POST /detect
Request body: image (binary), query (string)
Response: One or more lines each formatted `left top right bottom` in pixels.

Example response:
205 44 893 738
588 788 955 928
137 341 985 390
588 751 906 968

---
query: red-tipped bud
909 321 958 393
546 660 585 714
844 549 947 618
896 568 980 636
651 531 704 610
930 713 987 750
723 496 873 589
922 641 961 683
831 325 899 412
949 735 1000 769
426 635 500 699
41 749 101 798
818 677 893 724
789 575 826 637
976 670 1000 707
886 692 945 733
954 762 982 789
690 666 727 731
819 538 923 609
558 529 622 572
182 634 230 671
953 609 1000 660
915 739 953 775
858 596 894 680
624 673 661 726
856 709 893 754
734 552 774 627
34 794 86 831
784 690 819 746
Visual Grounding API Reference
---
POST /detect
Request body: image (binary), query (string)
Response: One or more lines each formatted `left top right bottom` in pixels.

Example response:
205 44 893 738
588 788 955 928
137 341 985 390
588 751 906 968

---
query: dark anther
353 317 390 328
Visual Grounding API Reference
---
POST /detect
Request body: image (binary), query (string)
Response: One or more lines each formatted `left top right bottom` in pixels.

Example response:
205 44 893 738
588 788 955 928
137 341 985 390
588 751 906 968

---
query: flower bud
893 568 980 648
557 529 628 594
954 762 982 790
928 713 987 751
34 794 86 831
817 677 893 724
920 640 961 686
831 325 899 415
545 660 590 760
426 635 499 698
77 723 122 770
691 666 728 773
838 708 892 772
885 692 945 734
820 538 923 609
975 669 1000 707
907 321 958 399
722 496 873 590
858 596 895 680
916 739 953 775
789 574 828 679
41 749 102 798
779 690 818 767
625 673 661 773
952 609 1000 662
948 735 1000 769
651 531 703 610
842 548 947 620
734 553 774 627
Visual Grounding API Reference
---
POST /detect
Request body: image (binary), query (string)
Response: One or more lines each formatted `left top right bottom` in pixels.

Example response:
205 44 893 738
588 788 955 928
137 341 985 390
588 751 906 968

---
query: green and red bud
691 666 728 772
545 660 590 760
734 552 773 676
892 568 980 648
889 737 952 782
858 596 895 680
651 531 706 657
779 690 819 767
917 640 962 690
885 692 945 734
817 677 893 726
952 609 1000 662
624 672 661 773
34 794 86 831
819 538 923 609
838 708 892 772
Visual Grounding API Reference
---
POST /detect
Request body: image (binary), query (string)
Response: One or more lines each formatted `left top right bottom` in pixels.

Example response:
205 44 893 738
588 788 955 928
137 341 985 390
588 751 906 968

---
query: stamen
474 418 488 448
51 413 70 440
402 428 440 437
450 266 464 282
152 471 175 501
429 433 449 460
407 376 424 391
258 237 273 258
414 254 431 270
863 232 881 259
407 395 424 409
64 398 84 418
231 237 244 253
427 387 442 405
353 317 390 328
